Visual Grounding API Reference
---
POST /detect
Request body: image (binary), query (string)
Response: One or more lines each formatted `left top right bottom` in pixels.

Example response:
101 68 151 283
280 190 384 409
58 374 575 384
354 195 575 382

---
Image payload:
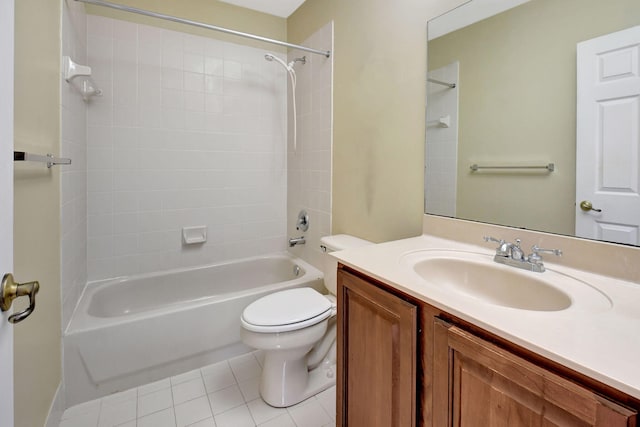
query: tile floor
59 351 336 427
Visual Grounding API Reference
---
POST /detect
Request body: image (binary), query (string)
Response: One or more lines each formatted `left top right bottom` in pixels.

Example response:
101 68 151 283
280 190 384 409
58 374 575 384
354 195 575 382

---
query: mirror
425 0 640 245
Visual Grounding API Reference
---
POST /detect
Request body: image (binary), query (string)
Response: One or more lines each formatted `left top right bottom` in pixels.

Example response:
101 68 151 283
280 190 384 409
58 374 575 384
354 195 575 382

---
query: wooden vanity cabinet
433 319 637 427
337 265 639 427
337 266 417 427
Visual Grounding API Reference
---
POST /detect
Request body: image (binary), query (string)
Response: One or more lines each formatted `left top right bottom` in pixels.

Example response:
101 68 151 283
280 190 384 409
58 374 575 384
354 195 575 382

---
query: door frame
0 0 15 425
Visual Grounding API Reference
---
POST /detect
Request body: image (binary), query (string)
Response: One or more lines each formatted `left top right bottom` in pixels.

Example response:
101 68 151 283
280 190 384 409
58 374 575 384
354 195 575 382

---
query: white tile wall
85 16 289 280
287 22 334 270
426 61 459 217
60 0 88 330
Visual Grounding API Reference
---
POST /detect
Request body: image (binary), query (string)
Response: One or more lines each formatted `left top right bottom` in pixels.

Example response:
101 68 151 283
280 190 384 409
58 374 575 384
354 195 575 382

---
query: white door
0 0 15 425
576 26 640 245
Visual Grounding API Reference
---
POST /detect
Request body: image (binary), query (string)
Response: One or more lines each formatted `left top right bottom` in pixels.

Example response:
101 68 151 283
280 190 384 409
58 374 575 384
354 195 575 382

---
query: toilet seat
241 288 334 333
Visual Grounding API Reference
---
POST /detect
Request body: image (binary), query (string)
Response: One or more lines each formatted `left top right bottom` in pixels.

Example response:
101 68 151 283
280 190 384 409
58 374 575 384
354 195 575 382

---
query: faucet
288 236 306 247
484 236 561 273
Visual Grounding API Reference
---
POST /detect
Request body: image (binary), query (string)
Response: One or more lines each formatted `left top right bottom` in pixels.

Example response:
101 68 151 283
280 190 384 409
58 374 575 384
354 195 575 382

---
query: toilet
240 234 372 407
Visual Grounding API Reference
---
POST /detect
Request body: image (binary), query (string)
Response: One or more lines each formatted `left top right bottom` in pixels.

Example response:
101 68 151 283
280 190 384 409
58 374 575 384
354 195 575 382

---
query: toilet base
260 358 336 408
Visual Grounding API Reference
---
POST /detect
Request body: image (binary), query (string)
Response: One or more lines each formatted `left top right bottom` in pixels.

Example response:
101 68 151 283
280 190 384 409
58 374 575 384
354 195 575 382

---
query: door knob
579 201 602 213
1 273 40 324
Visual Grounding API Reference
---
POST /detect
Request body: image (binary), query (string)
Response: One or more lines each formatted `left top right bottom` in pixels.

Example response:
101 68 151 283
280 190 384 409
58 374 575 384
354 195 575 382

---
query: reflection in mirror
425 0 640 246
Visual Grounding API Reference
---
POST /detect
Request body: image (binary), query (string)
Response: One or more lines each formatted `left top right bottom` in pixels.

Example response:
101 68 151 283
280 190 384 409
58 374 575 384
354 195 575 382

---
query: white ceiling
218 0 306 18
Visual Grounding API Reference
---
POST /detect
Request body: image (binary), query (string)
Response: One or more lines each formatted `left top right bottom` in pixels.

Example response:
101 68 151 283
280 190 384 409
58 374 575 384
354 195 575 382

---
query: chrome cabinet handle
580 201 602 213
1 273 40 324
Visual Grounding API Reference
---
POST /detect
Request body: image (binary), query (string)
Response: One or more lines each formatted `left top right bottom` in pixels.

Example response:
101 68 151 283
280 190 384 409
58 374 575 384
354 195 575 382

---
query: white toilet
240 234 372 407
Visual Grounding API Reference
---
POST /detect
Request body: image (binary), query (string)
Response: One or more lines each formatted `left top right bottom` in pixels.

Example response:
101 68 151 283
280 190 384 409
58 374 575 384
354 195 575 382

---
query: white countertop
331 234 640 399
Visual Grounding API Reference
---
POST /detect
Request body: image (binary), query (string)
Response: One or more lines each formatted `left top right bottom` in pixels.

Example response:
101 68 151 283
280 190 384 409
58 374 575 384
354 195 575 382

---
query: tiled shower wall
287 22 334 270
85 16 288 280
60 0 88 328
425 61 459 217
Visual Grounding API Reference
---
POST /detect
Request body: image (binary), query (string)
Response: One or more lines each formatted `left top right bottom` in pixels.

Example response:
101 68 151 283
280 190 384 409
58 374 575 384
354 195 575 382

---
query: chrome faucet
483 236 561 273
288 236 306 247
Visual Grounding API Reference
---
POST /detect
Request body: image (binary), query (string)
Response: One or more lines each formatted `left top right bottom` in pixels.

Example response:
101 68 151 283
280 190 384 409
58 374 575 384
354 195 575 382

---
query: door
0 0 15 425
337 269 417 427
433 319 637 426
576 26 640 245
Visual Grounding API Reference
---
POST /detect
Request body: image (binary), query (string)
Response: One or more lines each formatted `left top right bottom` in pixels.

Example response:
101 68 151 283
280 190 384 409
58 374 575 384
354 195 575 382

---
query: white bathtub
63 253 324 406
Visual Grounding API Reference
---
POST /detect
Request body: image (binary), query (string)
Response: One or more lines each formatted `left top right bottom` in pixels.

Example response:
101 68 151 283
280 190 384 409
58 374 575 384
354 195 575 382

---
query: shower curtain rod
75 0 331 58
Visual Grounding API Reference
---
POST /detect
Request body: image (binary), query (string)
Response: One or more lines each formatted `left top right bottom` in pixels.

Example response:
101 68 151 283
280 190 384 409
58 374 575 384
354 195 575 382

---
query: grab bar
14 151 72 168
470 163 554 172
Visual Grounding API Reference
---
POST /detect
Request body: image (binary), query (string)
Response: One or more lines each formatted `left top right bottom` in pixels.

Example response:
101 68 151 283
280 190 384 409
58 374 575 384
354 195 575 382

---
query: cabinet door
337 270 417 427
433 319 637 427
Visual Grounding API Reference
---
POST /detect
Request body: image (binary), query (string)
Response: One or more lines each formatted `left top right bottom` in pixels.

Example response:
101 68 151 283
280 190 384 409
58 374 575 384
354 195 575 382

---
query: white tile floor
59 351 336 427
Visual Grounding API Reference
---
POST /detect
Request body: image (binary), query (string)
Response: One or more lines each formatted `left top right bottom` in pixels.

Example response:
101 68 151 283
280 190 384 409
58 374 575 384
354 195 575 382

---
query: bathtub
63 253 324 406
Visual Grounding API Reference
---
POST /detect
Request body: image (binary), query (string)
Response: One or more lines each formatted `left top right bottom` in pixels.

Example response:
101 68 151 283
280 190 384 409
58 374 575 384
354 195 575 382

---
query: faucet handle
483 236 509 257
528 245 562 264
530 245 562 257
483 236 504 245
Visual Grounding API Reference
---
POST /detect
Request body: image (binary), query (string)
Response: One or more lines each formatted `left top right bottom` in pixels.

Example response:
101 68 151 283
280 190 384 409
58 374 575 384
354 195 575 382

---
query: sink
400 250 612 312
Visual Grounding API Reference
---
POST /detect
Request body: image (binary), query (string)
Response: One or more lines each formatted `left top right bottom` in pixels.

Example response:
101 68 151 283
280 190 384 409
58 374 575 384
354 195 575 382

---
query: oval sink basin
400 250 612 312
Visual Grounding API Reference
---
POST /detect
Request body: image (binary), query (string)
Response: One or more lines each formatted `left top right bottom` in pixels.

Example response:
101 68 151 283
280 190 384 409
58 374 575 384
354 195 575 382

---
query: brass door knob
1 273 40 324
579 201 602 213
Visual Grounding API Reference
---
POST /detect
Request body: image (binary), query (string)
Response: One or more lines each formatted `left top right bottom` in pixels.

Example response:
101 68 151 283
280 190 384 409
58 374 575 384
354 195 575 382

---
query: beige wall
428 0 640 235
288 0 466 242
13 0 62 425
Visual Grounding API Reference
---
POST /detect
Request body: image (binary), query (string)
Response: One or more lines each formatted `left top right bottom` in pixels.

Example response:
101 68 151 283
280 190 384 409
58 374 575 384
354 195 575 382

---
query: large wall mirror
425 0 640 246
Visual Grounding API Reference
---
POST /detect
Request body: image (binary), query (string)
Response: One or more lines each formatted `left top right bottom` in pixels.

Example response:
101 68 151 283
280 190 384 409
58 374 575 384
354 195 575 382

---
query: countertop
331 233 640 399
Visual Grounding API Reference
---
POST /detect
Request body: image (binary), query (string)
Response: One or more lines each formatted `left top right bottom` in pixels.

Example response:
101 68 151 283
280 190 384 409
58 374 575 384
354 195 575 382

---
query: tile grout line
61 351 336 427
199 365 217 427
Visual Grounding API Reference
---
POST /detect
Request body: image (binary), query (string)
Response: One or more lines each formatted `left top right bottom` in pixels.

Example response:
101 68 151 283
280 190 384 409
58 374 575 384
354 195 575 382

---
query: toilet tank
320 234 372 295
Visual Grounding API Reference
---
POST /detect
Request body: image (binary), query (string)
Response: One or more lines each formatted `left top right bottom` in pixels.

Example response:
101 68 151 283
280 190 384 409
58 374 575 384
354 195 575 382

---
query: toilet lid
242 288 333 333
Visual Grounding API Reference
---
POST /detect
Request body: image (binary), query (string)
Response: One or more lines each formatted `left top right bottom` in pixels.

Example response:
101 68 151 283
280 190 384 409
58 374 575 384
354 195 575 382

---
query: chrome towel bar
470 163 554 172
14 151 72 168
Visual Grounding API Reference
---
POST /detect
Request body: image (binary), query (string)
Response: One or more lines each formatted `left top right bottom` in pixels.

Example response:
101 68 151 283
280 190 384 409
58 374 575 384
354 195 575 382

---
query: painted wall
288 0 466 242
13 0 62 425
428 0 640 235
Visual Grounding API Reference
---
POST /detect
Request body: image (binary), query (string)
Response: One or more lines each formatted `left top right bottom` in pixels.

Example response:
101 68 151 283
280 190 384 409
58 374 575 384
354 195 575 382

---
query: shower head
264 53 293 72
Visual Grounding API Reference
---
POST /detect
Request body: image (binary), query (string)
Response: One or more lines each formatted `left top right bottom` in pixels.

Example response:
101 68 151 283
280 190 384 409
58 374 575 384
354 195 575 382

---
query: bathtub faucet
288 236 306 247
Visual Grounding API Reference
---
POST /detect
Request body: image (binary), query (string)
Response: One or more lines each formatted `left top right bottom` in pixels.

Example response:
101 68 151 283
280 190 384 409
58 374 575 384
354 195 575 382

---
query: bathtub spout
289 236 306 247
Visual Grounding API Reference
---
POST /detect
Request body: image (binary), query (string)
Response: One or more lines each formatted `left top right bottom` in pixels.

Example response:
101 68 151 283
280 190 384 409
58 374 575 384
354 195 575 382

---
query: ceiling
218 0 306 18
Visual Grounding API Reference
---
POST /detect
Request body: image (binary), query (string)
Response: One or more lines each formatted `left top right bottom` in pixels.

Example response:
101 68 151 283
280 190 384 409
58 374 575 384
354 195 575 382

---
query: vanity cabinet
337 267 417 427
433 319 636 427
337 265 639 427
